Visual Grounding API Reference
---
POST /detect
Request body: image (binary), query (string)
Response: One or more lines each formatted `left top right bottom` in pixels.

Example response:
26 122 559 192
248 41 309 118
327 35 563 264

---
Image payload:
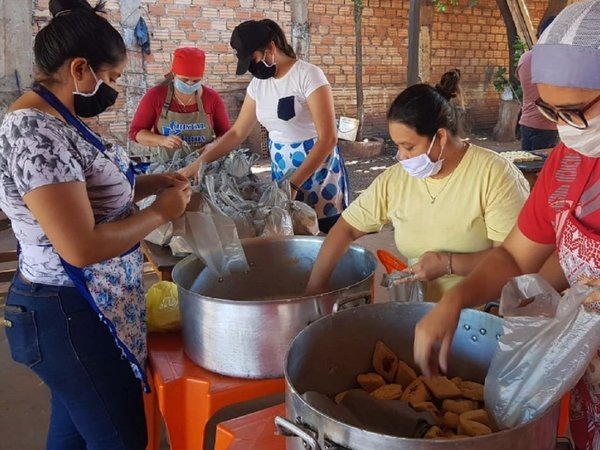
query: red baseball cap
171 47 205 78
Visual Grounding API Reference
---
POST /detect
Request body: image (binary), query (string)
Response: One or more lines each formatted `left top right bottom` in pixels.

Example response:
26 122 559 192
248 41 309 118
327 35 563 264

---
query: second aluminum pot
172 236 377 379
277 302 560 450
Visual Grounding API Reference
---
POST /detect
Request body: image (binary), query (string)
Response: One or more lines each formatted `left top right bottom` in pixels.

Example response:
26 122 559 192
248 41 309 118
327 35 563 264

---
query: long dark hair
34 0 126 80
387 69 464 138
258 19 296 59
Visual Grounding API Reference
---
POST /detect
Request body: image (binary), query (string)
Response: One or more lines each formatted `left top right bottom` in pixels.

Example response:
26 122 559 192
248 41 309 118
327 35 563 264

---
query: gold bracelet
446 252 454 275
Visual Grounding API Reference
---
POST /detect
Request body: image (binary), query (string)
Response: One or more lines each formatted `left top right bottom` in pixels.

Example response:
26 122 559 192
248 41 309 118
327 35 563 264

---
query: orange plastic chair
144 369 160 450
147 332 285 450
377 249 407 274
214 403 286 450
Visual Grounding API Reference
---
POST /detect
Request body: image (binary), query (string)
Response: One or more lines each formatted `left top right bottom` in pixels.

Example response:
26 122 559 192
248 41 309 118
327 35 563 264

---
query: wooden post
419 3 433 83
407 0 422 86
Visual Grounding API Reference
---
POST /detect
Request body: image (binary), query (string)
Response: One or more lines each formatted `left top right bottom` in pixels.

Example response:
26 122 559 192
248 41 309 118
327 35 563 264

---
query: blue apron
269 137 349 219
31 84 148 390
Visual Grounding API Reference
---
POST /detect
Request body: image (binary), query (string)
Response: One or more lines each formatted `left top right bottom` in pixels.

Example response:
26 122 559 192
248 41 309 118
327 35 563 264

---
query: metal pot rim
282 302 559 443
285 383 560 444
173 236 377 304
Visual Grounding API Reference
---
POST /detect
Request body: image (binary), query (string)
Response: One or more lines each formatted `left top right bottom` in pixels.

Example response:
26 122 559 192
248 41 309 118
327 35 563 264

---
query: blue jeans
3 273 147 450
520 125 559 150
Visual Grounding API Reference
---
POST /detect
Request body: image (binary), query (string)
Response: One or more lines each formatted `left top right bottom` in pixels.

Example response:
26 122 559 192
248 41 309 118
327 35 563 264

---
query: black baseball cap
230 20 272 75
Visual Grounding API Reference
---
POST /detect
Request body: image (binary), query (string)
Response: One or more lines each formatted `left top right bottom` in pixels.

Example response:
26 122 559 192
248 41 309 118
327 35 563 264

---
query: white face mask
397 135 444 178
558 114 600 157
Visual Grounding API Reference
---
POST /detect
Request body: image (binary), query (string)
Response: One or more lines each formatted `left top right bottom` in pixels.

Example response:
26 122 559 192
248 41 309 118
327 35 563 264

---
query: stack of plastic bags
140 149 319 276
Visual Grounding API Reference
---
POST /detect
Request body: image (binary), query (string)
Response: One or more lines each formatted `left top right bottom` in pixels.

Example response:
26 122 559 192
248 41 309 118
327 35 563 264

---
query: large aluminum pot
172 236 377 379
277 302 560 450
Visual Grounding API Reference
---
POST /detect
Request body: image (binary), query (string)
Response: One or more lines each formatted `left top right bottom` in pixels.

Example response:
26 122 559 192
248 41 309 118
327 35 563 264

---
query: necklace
173 92 195 113
424 174 454 204
423 141 468 204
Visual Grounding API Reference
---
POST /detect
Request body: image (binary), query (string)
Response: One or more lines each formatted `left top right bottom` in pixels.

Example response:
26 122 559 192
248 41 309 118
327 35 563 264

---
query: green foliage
512 36 526 68
352 0 364 12
432 0 476 13
492 38 526 101
492 67 510 93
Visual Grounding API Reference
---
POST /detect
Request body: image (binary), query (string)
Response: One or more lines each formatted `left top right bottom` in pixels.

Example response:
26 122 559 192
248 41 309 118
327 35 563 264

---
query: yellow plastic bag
145 281 181 332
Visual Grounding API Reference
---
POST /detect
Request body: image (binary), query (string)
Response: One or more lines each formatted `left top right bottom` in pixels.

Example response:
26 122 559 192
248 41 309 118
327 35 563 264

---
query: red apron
557 167 600 450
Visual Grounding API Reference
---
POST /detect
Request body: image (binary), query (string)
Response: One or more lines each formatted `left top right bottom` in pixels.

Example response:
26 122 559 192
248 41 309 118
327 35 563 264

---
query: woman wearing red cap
180 19 349 233
130 47 230 161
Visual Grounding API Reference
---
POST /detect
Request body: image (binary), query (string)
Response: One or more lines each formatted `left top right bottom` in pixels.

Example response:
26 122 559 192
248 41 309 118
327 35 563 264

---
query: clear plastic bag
485 274 600 429
138 195 174 246
184 193 249 276
382 271 425 303
144 221 173 246
146 281 181 332
261 206 294 237
169 235 193 257
289 201 319 236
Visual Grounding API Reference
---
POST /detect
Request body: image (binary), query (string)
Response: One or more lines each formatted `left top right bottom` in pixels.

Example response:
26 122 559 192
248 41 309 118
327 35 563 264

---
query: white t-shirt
246 59 329 144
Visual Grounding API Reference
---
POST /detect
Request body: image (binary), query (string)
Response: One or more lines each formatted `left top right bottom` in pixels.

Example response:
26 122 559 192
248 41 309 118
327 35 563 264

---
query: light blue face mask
174 78 202 95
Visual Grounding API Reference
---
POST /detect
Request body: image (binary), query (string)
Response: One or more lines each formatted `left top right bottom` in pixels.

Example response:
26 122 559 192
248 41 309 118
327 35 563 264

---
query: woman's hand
150 176 192 221
413 295 463 377
403 251 449 282
160 135 184 149
134 172 190 201
151 172 189 195
578 276 600 304
179 159 202 181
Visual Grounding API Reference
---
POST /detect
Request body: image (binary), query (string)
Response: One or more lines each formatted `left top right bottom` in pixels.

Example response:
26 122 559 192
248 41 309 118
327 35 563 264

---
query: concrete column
0 0 33 118
118 0 148 155
290 0 310 60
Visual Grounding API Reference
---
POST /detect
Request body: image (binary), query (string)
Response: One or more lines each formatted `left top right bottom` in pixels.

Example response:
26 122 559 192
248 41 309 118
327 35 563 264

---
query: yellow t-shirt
343 145 530 301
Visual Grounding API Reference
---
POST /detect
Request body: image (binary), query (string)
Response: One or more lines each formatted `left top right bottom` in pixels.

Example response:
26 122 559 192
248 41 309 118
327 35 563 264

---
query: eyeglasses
535 93 600 129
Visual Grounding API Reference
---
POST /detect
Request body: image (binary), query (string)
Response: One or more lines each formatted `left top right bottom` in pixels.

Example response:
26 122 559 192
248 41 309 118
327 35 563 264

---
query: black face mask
74 81 118 118
248 60 276 80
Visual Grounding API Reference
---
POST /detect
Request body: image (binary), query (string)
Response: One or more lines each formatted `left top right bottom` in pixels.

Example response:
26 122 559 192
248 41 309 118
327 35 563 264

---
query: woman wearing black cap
180 19 349 233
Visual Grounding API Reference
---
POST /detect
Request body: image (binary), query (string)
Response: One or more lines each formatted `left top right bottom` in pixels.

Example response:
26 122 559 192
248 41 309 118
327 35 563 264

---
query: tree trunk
495 0 519 85
493 99 521 142
354 1 364 141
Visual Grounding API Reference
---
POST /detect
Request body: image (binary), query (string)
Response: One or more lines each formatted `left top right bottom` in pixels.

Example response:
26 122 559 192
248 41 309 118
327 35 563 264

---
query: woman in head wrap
129 47 231 161
414 2 600 447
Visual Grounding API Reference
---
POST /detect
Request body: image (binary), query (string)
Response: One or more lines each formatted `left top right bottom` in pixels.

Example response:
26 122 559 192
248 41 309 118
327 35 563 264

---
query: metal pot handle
332 289 371 313
274 416 321 450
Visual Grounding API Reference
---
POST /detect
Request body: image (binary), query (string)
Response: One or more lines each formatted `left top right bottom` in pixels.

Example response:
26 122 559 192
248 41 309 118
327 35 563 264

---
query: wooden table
142 241 183 281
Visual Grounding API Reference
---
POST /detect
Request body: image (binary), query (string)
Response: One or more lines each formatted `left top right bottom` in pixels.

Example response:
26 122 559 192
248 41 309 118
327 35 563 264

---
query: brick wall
30 0 551 150
428 0 548 131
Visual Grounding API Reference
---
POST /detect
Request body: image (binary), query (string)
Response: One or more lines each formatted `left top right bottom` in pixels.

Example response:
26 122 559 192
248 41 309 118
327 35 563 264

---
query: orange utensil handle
376 249 407 274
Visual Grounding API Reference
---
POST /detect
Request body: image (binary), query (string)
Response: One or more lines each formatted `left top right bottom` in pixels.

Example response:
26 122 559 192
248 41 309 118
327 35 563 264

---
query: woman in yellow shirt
307 70 530 301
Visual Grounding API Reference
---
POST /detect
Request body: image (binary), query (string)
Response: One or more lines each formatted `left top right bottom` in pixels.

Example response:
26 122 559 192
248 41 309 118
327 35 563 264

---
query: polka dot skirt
269 137 349 219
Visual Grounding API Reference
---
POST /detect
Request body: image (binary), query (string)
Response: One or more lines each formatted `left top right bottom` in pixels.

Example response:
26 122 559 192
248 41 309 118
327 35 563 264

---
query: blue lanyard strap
31 83 106 154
